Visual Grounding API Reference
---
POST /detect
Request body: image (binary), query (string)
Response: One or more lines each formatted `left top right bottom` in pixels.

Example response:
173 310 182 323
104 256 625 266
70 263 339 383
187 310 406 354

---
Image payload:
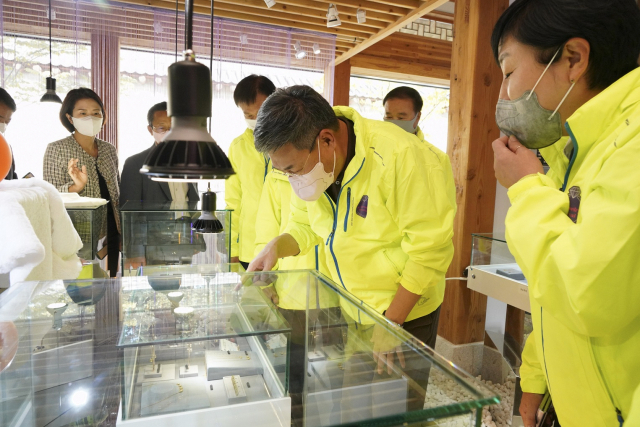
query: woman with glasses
43 87 121 277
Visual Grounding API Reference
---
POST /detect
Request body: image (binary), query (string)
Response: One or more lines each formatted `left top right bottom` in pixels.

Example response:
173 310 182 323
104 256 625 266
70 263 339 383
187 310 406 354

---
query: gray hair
254 85 339 154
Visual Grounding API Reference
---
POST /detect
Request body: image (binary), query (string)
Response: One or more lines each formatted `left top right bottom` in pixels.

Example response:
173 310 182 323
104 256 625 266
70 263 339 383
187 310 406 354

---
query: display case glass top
120 200 232 212
0 268 500 427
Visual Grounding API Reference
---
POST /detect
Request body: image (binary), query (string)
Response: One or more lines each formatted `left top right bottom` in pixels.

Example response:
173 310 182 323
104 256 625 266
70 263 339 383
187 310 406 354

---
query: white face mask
152 130 166 144
0 123 7 134
72 116 103 137
288 139 335 202
245 119 257 131
384 114 419 134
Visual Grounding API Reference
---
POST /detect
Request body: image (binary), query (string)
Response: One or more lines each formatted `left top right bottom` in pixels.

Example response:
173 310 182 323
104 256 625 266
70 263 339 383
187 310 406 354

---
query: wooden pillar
438 0 509 345
91 33 120 148
332 59 351 107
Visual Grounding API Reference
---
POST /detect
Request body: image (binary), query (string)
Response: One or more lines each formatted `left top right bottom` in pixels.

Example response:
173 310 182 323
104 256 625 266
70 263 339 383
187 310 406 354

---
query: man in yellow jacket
383 86 423 136
225 75 275 269
491 1 640 425
249 85 456 406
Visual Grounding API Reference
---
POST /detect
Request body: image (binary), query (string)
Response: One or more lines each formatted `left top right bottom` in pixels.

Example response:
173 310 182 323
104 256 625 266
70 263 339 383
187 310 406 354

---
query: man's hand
519 392 544 427
371 323 405 375
493 135 544 188
248 243 279 273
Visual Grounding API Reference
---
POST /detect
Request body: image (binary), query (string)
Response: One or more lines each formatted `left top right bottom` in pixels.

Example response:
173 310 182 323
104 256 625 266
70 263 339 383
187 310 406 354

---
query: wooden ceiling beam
335 0 449 64
212 2 377 34
271 0 399 22
363 0 419 9
423 10 454 23
213 0 388 29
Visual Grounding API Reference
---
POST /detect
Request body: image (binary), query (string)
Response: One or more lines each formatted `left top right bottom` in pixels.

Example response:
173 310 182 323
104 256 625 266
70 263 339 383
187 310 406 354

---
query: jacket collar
540 67 640 179
333 107 368 183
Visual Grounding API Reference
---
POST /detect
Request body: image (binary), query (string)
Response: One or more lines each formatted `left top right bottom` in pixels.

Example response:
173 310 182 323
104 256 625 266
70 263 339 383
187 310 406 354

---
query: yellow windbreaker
255 169 335 310
284 107 456 323
225 128 270 262
505 68 640 425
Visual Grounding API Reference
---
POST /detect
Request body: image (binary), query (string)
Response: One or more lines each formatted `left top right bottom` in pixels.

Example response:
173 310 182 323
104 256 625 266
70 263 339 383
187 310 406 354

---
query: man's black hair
383 86 423 114
491 0 640 90
0 88 17 112
147 101 167 127
233 75 276 106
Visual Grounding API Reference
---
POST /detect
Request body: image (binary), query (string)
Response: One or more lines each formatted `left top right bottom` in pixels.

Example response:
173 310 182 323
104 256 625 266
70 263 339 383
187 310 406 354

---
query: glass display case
66 204 107 260
120 201 232 276
468 233 529 312
0 269 501 427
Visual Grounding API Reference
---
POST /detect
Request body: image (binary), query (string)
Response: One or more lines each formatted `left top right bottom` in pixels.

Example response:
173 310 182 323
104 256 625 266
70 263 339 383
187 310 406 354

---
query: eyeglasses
274 134 320 178
152 126 170 133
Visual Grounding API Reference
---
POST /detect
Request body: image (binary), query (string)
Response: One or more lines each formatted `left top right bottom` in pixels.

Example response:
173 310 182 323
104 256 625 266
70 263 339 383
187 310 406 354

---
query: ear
563 38 590 83
66 113 72 123
318 129 336 148
148 125 153 136
415 111 422 123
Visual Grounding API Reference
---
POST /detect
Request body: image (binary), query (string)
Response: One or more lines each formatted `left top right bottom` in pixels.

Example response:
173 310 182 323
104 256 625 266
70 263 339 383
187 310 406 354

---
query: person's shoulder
47 135 74 149
96 138 117 155
123 146 153 168
229 129 253 149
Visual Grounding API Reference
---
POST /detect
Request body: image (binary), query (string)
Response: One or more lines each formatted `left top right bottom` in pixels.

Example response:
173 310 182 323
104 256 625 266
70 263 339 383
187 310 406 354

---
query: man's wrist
382 310 405 327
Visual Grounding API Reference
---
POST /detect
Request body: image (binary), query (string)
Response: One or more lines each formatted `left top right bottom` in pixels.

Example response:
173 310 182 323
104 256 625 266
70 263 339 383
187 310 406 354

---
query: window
349 75 450 152
3 35 91 179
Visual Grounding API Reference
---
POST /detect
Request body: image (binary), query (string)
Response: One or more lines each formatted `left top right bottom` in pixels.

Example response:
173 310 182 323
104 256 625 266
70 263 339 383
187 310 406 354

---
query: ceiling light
264 0 276 7
293 41 306 60
327 4 341 28
357 8 366 24
140 0 234 182
240 34 248 45
40 0 61 104
313 43 321 55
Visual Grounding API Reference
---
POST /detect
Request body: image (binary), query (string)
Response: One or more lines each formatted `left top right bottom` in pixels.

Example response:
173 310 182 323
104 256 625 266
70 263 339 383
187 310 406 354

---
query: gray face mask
495 47 576 150
384 114 419 134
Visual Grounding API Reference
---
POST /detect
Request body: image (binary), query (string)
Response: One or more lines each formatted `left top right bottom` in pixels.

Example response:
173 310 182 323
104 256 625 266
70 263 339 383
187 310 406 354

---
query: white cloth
0 179 83 285
59 192 108 208
168 181 188 202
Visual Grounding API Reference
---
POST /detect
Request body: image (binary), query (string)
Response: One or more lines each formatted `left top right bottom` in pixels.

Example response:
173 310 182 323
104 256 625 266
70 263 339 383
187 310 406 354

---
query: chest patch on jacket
356 195 368 218
568 186 581 223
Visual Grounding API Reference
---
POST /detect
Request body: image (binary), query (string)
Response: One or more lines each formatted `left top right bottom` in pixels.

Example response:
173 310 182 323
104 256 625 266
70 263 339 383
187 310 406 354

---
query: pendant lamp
140 0 234 181
40 0 62 104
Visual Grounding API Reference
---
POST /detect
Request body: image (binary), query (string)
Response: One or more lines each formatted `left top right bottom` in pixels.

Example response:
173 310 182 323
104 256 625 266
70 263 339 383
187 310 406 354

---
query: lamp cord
175 0 178 62
208 0 213 133
185 0 193 51
48 0 52 77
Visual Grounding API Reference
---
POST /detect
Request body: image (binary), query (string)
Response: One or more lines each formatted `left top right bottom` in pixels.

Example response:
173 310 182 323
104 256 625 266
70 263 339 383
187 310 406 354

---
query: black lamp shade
192 190 223 233
140 56 234 181
40 77 62 104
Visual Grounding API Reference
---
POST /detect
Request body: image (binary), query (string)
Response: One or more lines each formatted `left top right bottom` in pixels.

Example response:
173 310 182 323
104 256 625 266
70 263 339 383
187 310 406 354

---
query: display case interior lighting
70 389 89 407
140 0 234 182
40 0 62 103
357 8 366 24
167 291 184 307
264 0 276 8
46 302 68 330
294 41 306 60
326 4 341 28
313 43 321 55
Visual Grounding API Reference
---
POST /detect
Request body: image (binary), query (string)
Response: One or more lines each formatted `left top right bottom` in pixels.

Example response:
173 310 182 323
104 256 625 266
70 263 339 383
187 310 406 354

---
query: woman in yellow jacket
490 1 640 426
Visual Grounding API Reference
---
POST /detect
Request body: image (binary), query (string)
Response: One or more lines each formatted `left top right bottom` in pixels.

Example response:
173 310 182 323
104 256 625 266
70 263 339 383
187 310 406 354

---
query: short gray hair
254 85 339 154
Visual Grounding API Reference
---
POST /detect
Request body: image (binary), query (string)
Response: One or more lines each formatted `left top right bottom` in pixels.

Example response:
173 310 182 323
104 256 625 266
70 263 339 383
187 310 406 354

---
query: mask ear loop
549 78 576 120
526 46 563 101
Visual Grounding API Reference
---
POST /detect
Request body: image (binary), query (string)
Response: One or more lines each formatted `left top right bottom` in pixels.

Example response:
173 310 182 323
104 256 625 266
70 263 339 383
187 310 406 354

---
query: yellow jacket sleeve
506 137 640 337
225 141 241 257
520 331 548 394
284 195 322 256
254 176 282 266
385 145 456 296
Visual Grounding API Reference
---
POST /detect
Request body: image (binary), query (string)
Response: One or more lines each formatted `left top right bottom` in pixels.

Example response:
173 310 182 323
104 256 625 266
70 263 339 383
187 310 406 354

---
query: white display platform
467 263 530 312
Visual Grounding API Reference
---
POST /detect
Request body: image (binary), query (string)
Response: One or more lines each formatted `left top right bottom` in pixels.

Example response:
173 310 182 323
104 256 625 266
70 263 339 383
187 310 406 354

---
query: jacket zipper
561 123 579 192
324 159 365 291
344 188 351 232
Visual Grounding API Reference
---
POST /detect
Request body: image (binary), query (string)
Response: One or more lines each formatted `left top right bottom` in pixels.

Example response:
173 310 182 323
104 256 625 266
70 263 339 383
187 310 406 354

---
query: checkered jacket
43 135 121 237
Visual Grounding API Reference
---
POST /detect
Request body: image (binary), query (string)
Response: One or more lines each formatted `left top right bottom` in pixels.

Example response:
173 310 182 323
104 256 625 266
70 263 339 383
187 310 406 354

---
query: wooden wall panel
333 59 352 106
91 34 120 148
437 0 508 345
